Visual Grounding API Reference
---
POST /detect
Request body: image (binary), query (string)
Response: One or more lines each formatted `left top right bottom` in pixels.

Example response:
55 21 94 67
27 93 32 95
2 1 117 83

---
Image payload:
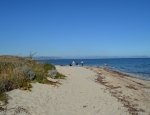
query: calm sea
37 58 150 80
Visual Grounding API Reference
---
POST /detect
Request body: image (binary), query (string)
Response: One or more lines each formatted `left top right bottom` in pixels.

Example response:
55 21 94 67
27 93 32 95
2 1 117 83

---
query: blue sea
37 58 150 80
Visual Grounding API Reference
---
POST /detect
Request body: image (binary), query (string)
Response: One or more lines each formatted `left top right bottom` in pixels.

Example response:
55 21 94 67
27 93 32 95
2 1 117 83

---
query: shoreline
101 66 150 81
87 65 150 81
104 67 150 81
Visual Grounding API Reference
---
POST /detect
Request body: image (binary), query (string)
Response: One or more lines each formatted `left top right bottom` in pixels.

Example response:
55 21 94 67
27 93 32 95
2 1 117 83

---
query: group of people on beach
70 61 84 66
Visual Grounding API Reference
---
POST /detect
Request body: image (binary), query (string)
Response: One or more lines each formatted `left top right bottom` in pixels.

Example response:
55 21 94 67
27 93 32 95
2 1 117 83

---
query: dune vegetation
0 56 65 104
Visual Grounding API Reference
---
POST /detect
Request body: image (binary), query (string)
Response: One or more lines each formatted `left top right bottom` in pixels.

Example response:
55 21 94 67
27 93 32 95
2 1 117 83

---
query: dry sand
0 66 149 115
88 67 150 115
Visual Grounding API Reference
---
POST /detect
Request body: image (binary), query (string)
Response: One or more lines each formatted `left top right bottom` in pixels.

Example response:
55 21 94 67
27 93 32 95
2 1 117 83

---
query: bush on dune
0 56 65 104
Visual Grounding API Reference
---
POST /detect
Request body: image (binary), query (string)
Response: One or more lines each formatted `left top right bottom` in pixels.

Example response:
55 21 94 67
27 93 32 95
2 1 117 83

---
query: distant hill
33 56 62 60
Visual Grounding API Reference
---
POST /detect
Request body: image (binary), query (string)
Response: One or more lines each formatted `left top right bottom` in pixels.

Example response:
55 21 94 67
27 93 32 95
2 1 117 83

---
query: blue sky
0 0 150 58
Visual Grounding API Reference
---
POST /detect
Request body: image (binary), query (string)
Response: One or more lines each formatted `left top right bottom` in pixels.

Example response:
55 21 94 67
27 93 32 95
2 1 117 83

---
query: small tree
29 52 37 59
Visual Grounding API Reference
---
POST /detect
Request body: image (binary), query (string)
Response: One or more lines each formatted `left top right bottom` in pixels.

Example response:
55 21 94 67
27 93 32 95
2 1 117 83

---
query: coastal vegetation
0 56 65 105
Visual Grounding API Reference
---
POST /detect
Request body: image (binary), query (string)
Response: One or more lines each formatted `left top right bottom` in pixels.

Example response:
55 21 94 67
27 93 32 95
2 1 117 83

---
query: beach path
1 66 128 115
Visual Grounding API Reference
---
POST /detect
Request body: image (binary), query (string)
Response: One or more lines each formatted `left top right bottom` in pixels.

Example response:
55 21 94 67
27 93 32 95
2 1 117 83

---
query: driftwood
47 77 58 83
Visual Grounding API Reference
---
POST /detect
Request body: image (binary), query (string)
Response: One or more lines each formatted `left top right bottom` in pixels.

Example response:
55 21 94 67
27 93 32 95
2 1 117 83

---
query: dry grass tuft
0 56 65 105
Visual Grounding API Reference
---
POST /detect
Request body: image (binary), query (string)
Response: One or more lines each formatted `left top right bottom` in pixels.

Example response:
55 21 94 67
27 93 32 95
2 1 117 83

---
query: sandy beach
0 66 149 115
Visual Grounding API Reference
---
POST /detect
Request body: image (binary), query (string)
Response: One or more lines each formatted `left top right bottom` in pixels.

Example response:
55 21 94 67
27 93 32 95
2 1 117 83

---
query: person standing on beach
72 61 76 66
81 61 84 66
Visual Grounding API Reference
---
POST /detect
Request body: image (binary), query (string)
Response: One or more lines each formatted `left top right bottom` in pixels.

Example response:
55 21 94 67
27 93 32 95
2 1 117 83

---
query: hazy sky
0 0 150 57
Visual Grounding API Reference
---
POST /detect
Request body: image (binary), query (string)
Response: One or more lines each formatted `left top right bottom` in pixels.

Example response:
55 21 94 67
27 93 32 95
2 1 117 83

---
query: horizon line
0 55 150 59
33 56 150 60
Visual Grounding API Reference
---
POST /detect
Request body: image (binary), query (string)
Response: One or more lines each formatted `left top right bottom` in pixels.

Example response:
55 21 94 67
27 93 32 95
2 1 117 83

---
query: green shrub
0 56 65 104
44 64 55 72
34 73 45 83
54 73 66 79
